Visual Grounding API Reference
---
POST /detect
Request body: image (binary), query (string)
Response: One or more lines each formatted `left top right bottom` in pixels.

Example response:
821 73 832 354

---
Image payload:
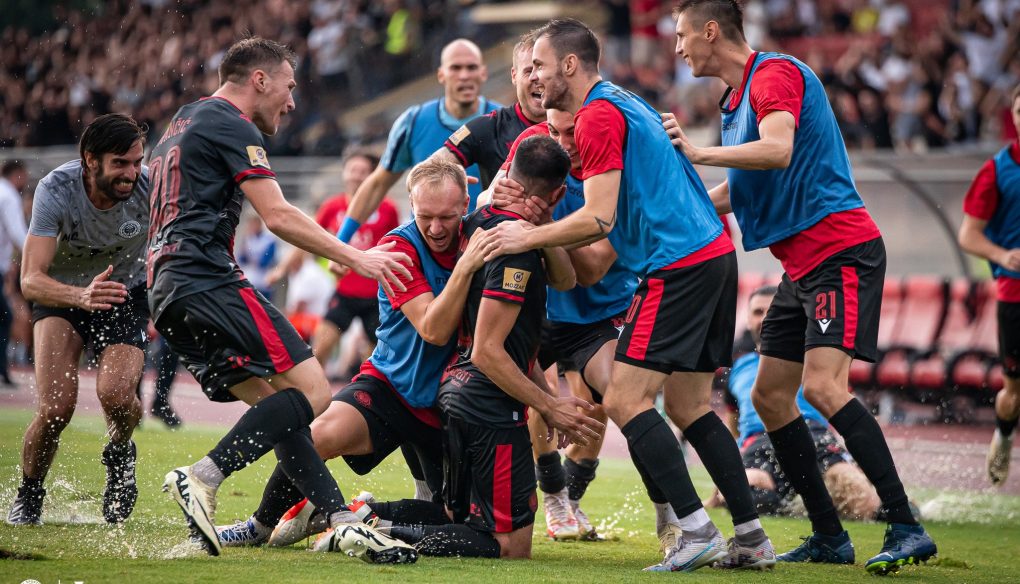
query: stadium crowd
3 1 1019 154
603 0 1020 151
0 0 465 153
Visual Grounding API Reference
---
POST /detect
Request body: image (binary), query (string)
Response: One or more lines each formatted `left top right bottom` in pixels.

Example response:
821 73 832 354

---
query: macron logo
817 319 832 334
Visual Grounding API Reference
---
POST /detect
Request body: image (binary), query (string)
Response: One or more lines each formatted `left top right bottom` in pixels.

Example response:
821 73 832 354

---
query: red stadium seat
948 280 999 391
909 279 991 392
874 275 946 389
849 277 904 388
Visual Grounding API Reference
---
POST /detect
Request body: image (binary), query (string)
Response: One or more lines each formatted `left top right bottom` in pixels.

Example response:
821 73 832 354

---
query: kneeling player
489 109 638 540
216 158 492 547
358 136 605 558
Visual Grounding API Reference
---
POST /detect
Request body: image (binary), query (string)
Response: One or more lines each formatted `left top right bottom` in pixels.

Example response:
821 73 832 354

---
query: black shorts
615 252 736 374
442 411 537 534
741 421 852 502
32 285 149 354
760 238 885 364
333 374 443 496
154 281 313 402
537 314 624 395
323 293 380 343
1000 300 1020 378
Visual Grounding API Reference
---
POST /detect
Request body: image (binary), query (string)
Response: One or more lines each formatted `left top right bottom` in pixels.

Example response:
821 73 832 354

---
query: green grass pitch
1 408 1018 583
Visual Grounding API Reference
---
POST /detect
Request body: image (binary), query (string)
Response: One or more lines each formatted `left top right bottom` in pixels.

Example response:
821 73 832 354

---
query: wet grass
1 408 1018 583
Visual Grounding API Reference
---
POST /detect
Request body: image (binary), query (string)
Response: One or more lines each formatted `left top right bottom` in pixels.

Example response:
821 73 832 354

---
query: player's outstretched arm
471 298 605 446
959 213 1020 271
663 110 795 170
398 228 497 345
483 170 621 261
21 235 126 310
242 178 412 297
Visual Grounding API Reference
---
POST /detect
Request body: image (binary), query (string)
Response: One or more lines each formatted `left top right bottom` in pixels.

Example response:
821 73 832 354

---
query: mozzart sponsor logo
20 580 84 584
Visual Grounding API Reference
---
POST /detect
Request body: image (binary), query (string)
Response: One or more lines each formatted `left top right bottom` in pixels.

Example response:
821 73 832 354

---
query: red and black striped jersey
147 96 276 319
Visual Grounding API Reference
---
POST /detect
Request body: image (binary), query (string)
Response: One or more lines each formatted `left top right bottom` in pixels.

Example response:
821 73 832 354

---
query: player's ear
253 69 267 92
83 151 98 171
563 54 577 77
479 64 488 83
437 65 445 86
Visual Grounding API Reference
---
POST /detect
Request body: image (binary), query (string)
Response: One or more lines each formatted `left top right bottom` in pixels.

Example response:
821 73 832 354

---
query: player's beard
540 70 569 111
94 166 136 202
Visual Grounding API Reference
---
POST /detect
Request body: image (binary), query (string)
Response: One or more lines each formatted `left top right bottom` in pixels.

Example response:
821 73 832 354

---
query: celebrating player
147 37 413 561
958 84 1020 487
357 135 604 559
665 0 936 573
8 114 149 526
484 19 775 571
491 108 639 541
436 30 545 187
215 158 491 547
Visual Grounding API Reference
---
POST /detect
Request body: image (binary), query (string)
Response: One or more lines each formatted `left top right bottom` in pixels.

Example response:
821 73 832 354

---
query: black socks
621 409 701 518
684 412 759 525
273 425 346 517
769 416 843 536
371 499 452 525
565 457 598 501
207 388 315 477
830 399 916 526
390 523 500 558
536 452 566 494
253 464 305 528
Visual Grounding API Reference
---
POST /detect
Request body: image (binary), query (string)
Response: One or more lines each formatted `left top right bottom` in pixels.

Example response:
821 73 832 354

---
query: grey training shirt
28 159 150 291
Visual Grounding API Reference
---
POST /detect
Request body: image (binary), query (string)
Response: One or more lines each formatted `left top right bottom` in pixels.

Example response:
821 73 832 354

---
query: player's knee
496 529 532 559
751 384 786 420
38 404 76 433
800 378 848 416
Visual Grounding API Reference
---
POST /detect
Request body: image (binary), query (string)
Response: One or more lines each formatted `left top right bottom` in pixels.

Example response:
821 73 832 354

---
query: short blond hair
513 28 540 69
406 157 468 197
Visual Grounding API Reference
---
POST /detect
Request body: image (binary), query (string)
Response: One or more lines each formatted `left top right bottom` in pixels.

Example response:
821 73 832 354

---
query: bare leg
21 318 84 480
95 344 144 444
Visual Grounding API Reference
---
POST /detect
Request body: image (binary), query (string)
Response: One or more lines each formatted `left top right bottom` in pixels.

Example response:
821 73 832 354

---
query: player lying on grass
704 285 904 522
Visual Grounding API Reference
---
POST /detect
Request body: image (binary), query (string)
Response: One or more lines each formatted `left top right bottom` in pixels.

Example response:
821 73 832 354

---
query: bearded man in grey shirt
7 114 150 527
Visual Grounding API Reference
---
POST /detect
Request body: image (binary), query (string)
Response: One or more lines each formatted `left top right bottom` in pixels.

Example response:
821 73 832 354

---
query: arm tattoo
594 210 616 234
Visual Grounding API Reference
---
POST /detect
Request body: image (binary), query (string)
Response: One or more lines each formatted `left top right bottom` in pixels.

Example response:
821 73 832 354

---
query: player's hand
661 112 701 163
490 176 527 208
482 220 532 262
997 248 1020 272
351 241 413 298
328 260 352 279
458 227 496 272
79 265 127 311
540 395 605 447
